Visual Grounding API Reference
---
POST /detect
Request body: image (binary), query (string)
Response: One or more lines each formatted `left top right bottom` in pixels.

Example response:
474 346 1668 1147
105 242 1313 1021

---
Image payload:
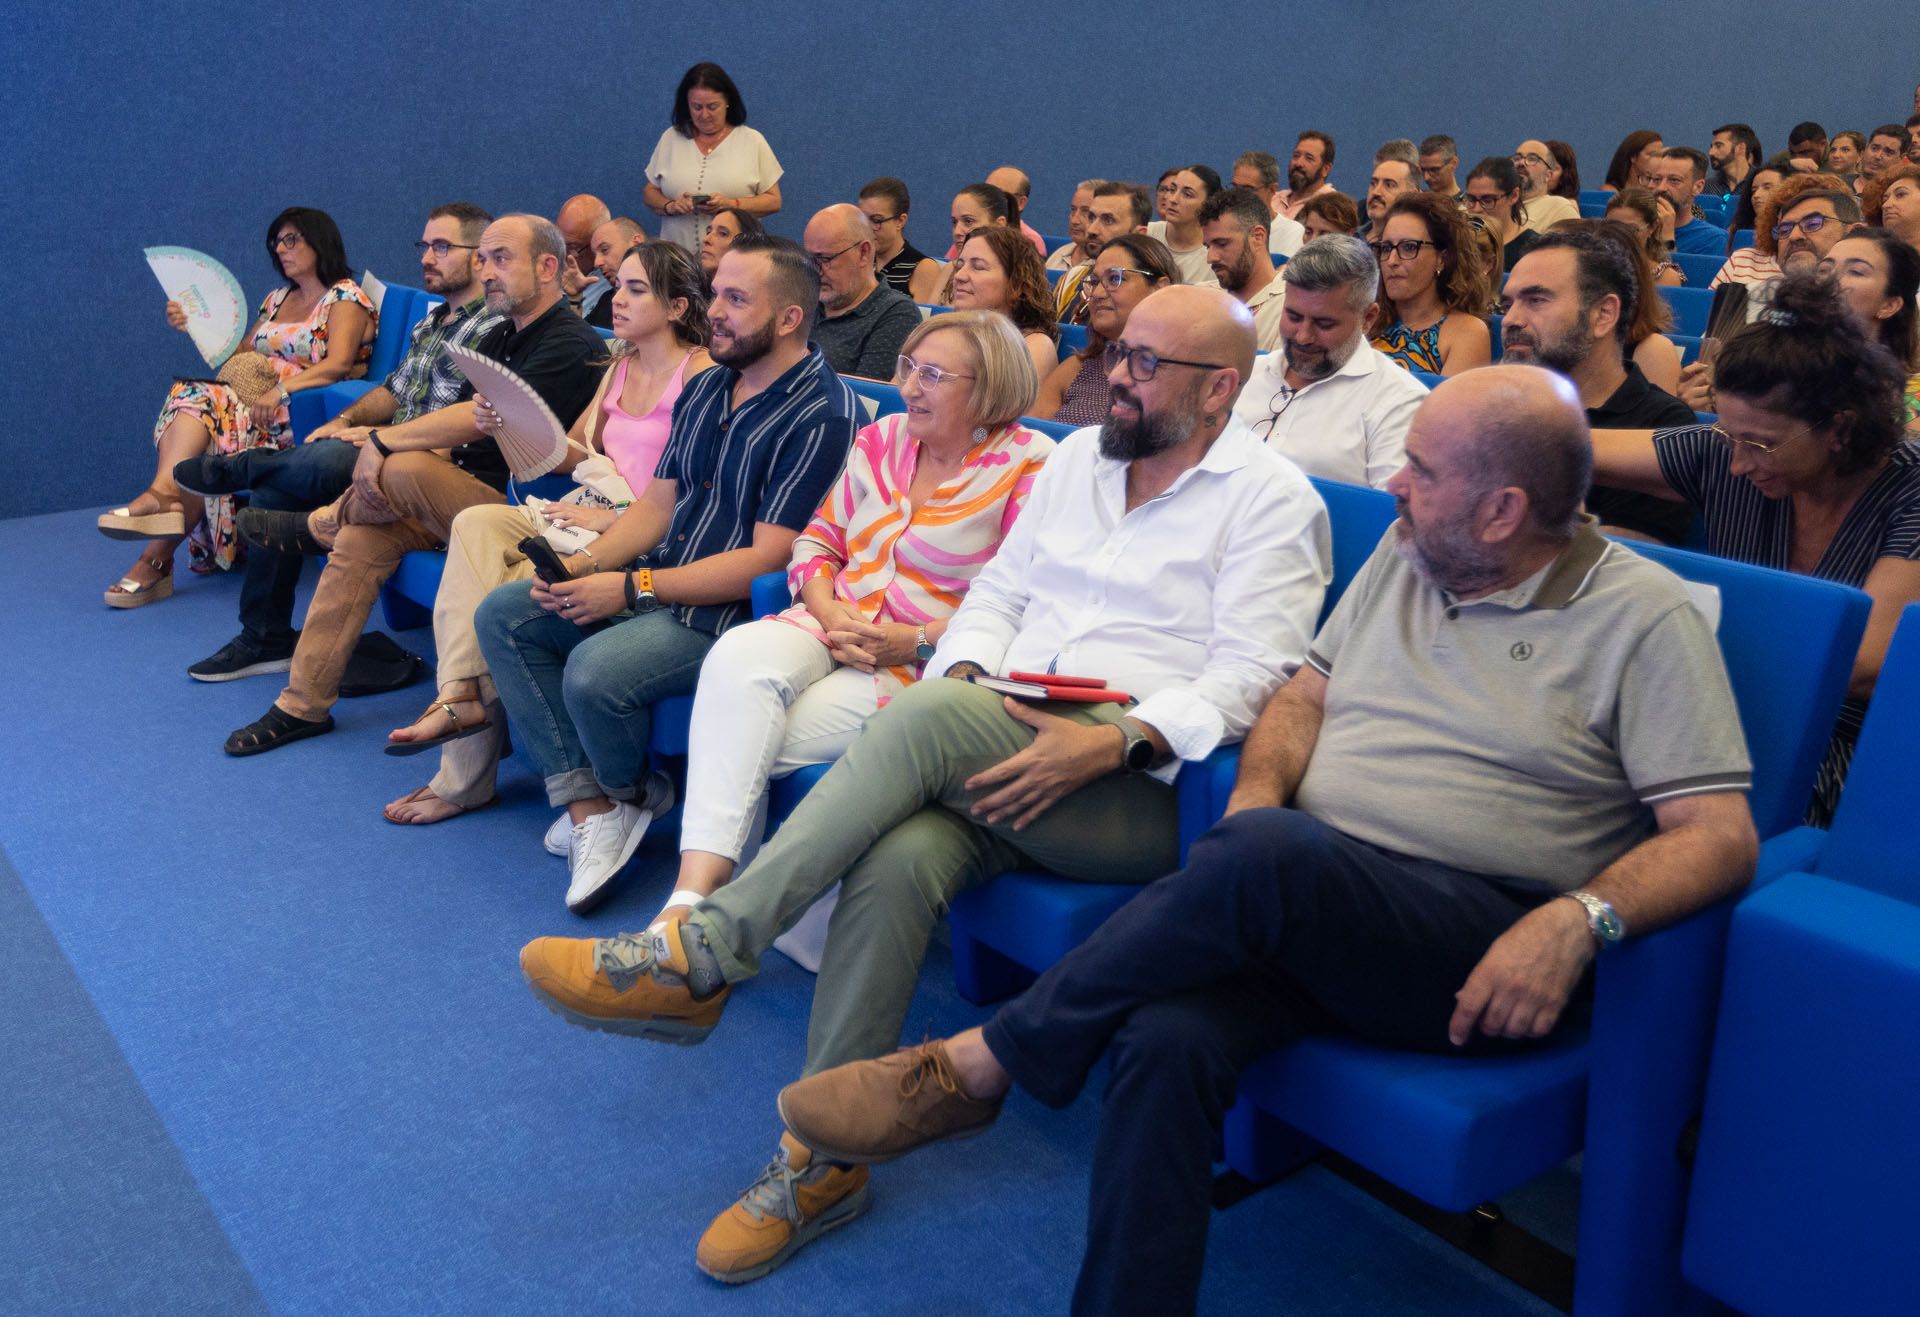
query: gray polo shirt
1295 521 1751 890
810 282 922 380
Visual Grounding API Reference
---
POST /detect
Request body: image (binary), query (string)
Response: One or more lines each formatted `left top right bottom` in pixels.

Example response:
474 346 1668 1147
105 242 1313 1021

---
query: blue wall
3 0 1912 518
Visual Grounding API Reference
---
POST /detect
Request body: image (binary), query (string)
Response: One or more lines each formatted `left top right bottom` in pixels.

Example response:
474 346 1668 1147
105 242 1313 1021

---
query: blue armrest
751 571 790 617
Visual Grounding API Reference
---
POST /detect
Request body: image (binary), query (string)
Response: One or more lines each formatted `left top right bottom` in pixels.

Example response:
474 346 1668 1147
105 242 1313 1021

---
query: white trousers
681 617 878 862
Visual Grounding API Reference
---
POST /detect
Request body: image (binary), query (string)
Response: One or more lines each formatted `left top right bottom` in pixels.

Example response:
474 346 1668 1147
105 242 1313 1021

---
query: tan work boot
695 1133 871 1283
777 1042 1004 1165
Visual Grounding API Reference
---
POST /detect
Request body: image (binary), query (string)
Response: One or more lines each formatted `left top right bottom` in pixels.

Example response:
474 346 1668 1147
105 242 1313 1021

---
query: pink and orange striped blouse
778 412 1054 702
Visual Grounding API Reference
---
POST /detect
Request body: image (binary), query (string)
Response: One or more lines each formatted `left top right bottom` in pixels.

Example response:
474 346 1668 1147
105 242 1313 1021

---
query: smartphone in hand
517 535 571 585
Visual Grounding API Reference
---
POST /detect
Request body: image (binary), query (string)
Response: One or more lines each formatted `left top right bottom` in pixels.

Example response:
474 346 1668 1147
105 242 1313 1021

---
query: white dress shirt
1230 338 1427 488
931 422 1330 780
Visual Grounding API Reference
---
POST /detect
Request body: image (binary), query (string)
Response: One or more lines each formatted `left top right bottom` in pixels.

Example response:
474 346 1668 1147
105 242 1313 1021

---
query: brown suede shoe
777 1042 1004 1165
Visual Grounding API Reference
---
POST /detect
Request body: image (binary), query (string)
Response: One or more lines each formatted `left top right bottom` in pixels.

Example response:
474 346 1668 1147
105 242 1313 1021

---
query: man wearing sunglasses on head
517 284 1332 1284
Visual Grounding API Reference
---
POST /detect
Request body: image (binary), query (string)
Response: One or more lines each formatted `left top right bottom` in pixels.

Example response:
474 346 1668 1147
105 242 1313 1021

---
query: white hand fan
145 246 248 367
445 343 574 481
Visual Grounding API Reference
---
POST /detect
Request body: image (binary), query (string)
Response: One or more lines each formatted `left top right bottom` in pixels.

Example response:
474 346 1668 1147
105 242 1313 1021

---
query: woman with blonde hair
645 309 1056 938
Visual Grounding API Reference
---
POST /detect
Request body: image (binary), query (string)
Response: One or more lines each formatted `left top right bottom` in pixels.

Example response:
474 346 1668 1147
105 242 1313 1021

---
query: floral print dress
155 279 374 569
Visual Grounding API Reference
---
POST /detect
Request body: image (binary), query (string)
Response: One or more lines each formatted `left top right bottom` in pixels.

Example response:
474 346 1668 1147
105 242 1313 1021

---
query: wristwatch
915 625 935 663
1561 890 1625 947
624 567 661 614
1117 717 1156 774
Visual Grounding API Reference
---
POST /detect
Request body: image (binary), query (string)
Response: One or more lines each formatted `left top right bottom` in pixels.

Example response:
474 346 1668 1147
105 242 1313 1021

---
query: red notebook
967 671 1134 704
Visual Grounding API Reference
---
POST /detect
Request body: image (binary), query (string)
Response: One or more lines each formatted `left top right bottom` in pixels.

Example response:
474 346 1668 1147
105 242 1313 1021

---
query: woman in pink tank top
382 241 712 823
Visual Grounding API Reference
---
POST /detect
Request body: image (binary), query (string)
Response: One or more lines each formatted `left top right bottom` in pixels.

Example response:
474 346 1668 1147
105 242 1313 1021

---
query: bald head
590 217 644 282
1423 365 1592 537
1130 285 1259 399
986 166 1031 214
557 194 611 241
805 203 875 249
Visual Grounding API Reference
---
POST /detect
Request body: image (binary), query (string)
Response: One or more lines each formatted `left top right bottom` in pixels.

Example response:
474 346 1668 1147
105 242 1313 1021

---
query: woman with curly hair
1588 270 1920 824
1366 192 1493 375
947 225 1061 382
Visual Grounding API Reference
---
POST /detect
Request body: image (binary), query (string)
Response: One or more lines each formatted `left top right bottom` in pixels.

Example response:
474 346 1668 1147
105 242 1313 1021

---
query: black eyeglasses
414 240 479 258
1369 238 1438 262
1104 340 1230 382
1253 384 1302 440
1461 193 1507 211
810 241 862 272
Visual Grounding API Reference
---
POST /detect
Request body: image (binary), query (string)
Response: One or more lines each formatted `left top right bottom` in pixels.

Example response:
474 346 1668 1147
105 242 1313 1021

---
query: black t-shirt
585 291 614 329
1586 363 1698 543
877 242 929 296
1503 227 1544 273
454 299 607 489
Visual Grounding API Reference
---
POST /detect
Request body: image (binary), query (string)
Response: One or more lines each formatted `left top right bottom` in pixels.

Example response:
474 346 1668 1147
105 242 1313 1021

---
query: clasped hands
810 600 919 673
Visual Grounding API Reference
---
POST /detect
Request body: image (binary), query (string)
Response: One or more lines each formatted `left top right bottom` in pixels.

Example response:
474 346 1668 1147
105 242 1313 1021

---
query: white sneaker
563 773 676 914
544 812 571 858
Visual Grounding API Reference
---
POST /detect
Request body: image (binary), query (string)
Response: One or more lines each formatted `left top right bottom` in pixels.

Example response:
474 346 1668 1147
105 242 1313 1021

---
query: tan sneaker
518 928 729 1044
695 1133 871 1284
777 1042 1004 1165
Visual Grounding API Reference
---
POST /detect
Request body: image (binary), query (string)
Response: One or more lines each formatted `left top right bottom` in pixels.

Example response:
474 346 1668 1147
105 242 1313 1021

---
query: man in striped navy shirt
476 235 856 915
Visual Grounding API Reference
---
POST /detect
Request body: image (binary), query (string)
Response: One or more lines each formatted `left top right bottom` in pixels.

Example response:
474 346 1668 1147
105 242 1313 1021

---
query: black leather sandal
224 705 335 757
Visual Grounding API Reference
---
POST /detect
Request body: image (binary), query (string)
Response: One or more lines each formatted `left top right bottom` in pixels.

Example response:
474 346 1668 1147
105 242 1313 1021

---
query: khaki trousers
275 452 504 721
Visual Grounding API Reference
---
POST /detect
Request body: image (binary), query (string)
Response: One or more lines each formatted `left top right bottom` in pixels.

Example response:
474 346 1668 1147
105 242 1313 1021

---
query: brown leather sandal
98 484 186 541
105 553 174 609
383 697 495 757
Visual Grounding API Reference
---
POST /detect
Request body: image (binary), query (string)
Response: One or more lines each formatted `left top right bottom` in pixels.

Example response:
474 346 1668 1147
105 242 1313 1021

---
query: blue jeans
223 439 358 648
474 580 715 807
982 808 1558 1317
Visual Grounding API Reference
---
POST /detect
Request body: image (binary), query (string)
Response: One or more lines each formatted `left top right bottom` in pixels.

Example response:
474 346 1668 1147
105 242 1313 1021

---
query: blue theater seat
945 478 1397 1004
1732 228 1754 250
287 285 437 440
1681 604 1920 1315
1055 323 1089 361
1670 251 1725 288
1670 332 1702 366
1487 313 1503 361
1657 286 1712 336
1224 548 1868 1316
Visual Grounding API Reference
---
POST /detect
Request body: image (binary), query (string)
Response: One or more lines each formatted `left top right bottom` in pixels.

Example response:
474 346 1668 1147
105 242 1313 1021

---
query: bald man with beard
779 366 1759 1313
518 286 1336 1285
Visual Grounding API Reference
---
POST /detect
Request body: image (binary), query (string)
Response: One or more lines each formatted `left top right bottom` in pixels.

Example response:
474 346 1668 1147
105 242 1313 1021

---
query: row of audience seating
300 279 1905 1315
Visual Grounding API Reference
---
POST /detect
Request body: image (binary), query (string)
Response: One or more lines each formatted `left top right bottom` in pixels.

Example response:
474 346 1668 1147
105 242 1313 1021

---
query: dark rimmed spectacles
810 241 863 272
1771 213 1836 240
1104 340 1230 382
1369 238 1438 262
414 240 479 258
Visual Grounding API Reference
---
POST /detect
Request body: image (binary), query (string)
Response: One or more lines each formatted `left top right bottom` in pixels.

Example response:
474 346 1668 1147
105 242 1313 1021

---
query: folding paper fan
445 343 571 480
145 246 247 367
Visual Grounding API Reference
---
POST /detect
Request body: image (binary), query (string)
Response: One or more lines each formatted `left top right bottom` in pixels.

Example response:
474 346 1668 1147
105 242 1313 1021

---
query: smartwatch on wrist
367 429 393 458
915 625 935 663
1562 890 1625 948
1117 717 1156 774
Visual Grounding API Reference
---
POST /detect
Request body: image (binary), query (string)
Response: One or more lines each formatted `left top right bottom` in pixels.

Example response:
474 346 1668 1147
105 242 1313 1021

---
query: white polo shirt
1229 339 1428 488
1266 211 1306 258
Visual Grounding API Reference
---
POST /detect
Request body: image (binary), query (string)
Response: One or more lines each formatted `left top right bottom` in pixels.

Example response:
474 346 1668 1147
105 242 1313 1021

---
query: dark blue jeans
981 808 1555 1317
222 440 358 647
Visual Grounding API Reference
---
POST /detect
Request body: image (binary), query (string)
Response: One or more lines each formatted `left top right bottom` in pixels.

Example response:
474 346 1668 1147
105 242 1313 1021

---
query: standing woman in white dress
643 63 783 255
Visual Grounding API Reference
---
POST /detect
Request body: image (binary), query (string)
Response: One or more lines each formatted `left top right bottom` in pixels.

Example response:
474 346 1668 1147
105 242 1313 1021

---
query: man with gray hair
1376 138 1420 169
1232 150 1282 213
1419 134 1462 200
1229 234 1429 486
778 366 1758 1317
802 204 920 378
225 213 606 755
